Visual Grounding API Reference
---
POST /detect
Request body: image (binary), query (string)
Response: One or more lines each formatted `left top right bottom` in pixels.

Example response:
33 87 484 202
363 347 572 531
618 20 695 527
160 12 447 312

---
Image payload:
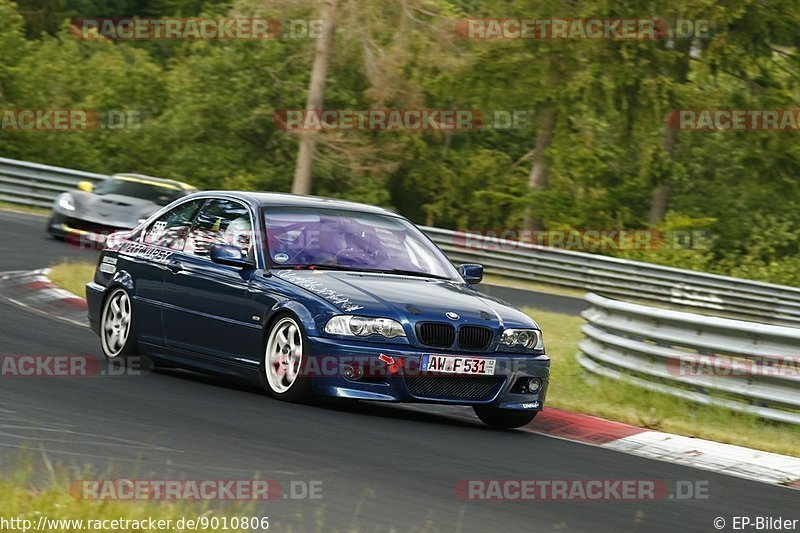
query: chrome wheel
101 288 132 358
265 317 303 393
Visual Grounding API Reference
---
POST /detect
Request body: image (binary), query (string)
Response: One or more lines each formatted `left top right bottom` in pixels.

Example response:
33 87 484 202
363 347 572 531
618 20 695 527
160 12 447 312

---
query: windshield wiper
273 264 450 280
371 269 451 280
273 264 369 272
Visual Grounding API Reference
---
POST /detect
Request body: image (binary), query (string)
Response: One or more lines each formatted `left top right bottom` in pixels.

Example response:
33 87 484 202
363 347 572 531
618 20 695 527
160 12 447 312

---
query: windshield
93 177 186 206
263 208 460 280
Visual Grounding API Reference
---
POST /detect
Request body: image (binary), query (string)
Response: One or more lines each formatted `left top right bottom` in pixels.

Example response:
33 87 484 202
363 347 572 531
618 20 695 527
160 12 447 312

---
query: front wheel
46 216 63 240
100 287 138 360
473 406 537 429
261 314 313 403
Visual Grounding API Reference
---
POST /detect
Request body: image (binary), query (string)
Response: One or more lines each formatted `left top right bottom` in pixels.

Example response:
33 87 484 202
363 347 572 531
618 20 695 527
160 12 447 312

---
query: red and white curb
0 268 88 327
530 408 800 488
4 268 800 489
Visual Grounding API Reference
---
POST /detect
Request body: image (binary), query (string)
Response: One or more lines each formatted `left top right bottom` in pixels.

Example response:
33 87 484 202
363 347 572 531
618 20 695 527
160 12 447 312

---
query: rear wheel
100 287 138 360
262 314 313 402
473 406 537 429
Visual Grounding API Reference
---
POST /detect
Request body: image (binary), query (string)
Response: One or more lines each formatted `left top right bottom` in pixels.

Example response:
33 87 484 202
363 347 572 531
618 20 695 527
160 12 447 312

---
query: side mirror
210 244 254 269
76 181 93 193
458 263 483 285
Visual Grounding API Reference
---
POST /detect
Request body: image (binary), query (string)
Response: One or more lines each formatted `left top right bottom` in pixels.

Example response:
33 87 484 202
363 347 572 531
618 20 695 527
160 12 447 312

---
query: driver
223 216 253 253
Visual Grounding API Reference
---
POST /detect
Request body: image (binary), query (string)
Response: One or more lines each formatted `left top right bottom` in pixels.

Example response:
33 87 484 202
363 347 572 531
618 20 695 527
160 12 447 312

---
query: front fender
270 299 323 337
111 269 135 292
87 270 134 335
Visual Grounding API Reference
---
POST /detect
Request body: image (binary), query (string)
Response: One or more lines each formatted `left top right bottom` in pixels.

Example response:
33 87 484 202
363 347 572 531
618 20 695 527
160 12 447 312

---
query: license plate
421 355 496 375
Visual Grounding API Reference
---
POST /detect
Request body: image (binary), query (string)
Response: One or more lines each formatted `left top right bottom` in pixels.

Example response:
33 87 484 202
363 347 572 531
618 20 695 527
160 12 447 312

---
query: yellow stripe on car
61 224 88 236
115 175 181 191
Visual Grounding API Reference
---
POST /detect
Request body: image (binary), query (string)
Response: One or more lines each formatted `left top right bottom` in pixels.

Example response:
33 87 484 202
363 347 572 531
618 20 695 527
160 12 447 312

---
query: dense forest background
0 0 798 284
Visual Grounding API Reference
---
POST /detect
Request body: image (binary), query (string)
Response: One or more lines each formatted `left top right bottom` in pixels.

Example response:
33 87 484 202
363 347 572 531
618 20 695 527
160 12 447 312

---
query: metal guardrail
2 156 798 421
422 226 800 326
577 292 800 424
2 156 800 325
0 157 106 209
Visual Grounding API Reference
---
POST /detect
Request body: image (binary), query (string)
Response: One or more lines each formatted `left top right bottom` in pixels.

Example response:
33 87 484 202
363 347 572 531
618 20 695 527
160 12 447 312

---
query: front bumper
306 336 550 411
48 212 130 245
86 281 105 335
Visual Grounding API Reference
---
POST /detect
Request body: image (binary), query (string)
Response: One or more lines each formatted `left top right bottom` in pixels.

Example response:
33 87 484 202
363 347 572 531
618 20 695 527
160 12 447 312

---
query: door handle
167 260 183 273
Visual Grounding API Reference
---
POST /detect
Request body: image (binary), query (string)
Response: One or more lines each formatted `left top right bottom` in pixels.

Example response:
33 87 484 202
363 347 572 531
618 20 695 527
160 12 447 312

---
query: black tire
46 216 63 240
473 406 538 429
99 286 139 361
260 313 314 403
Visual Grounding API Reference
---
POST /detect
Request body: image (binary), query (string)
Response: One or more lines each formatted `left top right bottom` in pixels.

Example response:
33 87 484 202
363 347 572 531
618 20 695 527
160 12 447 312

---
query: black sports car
48 173 197 244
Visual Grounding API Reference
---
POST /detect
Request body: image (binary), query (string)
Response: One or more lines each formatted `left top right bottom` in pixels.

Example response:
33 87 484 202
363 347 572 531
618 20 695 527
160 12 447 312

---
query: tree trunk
523 110 556 230
291 0 337 195
648 40 690 225
648 182 670 226
649 111 679 225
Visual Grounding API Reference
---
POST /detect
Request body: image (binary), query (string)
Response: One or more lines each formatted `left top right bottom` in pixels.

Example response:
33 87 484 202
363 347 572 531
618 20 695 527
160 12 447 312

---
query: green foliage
0 0 26 95
0 0 799 285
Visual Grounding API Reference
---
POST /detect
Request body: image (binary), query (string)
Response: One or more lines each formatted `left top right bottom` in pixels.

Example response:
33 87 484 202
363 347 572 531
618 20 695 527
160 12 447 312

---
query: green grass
45 261 800 456
482 274 587 298
528 307 800 457
0 201 50 215
0 454 265 533
0 457 424 532
0 482 252 532
48 261 97 297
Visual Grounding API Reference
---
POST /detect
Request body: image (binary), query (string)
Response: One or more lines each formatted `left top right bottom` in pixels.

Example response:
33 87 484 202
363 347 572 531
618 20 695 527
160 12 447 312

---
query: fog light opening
343 365 364 380
527 378 542 394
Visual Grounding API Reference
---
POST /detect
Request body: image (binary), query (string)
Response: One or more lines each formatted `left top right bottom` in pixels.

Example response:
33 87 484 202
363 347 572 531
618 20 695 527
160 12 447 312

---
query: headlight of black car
498 328 544 351
324 315 406 339
56 192 76 212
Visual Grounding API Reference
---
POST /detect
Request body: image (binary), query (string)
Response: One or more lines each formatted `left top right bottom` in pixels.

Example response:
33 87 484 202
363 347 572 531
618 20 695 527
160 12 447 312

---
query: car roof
190 191 400 217
111 173 196 191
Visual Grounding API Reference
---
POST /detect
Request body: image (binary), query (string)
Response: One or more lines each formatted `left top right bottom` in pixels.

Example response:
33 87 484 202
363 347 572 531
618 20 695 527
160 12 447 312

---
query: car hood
272 269 538 329
72 192 160 229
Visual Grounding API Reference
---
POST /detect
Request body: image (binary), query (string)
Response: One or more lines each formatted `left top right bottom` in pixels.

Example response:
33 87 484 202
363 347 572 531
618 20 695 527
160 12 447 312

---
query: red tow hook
378 354 406 375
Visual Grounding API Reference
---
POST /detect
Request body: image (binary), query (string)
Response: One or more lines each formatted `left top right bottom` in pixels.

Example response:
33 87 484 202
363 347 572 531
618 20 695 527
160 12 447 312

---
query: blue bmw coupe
87 192 550 428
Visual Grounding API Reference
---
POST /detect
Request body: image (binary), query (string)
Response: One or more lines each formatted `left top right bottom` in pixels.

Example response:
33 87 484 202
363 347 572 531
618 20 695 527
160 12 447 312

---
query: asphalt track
0 209 796 532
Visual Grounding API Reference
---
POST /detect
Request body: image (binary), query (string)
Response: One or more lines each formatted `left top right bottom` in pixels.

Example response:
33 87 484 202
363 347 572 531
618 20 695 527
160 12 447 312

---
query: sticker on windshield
149 220 167 241
273 253 289 263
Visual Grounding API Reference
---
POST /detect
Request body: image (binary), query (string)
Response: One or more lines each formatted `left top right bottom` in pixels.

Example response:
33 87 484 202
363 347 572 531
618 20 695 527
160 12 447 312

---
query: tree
290 0 337 195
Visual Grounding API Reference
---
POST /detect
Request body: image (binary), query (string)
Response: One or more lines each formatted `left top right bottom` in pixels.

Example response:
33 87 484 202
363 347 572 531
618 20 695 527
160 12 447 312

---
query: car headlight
57 192 76 212
325 315 406 339
499 329 543 350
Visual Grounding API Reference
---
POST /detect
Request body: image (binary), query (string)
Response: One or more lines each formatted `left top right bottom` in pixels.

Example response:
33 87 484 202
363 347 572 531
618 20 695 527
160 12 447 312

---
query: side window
141 200 203 250
184 199 253 258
